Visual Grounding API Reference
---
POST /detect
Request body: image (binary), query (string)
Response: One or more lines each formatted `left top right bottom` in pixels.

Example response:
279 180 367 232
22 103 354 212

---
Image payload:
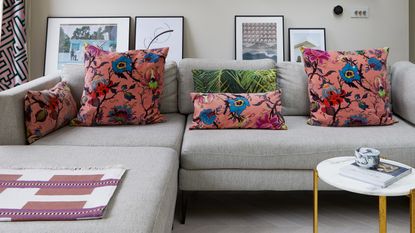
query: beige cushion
34 113 186 152
0 146 178 233
181 115 415 170
277 62 309 116
391 61 415 125
62 61 179 113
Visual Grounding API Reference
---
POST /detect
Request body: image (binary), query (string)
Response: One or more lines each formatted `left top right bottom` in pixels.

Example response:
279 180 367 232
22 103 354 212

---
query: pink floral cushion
190 91 287 130
73 45 169 126
302 47 396 127
24 81 77 144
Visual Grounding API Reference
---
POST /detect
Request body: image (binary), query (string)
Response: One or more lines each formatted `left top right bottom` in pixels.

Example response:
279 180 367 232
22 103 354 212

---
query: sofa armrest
0 74 61 145
391 61 415 125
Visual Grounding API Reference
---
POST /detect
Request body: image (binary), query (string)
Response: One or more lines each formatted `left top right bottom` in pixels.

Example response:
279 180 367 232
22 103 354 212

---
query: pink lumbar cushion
190 90 287 130
72 45 169 126
24 81 77 144
301 47 396 127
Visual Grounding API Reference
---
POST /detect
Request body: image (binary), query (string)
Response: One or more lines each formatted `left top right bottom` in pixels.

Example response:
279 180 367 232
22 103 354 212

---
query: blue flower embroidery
108 105 135 124
144 53 160 63
112 56 133 74
199 109 217 125
368 58 382 71
339 63 361 84
227 96 250 116
344 114 369 127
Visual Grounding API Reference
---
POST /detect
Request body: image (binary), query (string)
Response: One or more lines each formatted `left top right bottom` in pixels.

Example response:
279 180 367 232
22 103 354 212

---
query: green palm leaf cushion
192 69 277 93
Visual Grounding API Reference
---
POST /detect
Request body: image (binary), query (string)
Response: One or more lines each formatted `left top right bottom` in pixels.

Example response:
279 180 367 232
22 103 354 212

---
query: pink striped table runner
0 168 125 221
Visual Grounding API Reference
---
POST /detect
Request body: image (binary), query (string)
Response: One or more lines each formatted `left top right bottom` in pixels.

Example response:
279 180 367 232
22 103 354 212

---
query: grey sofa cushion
0 74 61 145
277 62 309 116
0 146 178 233
62 61 179 113
34 113 186 152
181 115 415 170
391 61 415 125
178 58 276 114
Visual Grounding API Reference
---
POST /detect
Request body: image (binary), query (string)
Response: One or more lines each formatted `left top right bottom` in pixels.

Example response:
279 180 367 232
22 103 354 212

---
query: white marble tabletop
317 157 415 196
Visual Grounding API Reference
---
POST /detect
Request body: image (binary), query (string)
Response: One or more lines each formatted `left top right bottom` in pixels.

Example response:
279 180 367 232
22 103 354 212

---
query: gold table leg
411 189 415 233
313 169 318 233
379 196 387 233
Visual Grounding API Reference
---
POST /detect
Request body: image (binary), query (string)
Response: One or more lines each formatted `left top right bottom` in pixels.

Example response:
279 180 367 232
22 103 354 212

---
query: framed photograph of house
288 28 326 62
44 17 130 75
235 15 284 63
135 16 184 63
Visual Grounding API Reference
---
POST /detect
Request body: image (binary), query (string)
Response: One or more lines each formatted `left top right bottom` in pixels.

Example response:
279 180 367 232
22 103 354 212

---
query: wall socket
351 7 369 18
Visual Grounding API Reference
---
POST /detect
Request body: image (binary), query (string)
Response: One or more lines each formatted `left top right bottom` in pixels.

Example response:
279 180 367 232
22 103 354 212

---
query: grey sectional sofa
0 59 414 232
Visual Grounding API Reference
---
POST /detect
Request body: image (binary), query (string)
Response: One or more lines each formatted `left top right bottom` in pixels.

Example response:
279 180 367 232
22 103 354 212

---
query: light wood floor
173 191 410 233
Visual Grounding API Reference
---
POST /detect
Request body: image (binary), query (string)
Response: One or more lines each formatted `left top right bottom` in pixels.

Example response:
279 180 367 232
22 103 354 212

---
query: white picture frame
235 15 284 63
288 28 326 63
44 17 130 75
135 16 184 63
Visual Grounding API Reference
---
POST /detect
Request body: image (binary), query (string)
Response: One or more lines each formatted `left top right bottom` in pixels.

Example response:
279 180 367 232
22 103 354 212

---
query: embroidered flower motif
195 93 214 105
108 105 135 124
112 56 133 74
144 53 160 63
148 70 159 90
227 96 250 116
199 109 217 125
303 48 330 64
256 114 286 129
344 114 369 127
339 63 361 84
368 57 383 71
91 79 111 97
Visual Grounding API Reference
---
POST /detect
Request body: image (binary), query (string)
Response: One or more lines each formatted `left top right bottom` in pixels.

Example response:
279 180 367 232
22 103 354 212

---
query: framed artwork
135 16 184 63
235 15 284 63
44 17 130 75
288 28 326 62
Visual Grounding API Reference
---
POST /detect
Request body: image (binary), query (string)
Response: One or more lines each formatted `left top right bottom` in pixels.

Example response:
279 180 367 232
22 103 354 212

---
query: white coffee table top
317 157 415 197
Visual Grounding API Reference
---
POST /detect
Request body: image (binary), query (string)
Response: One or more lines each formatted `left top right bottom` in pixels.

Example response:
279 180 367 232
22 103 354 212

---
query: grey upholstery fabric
34 113 186 152
179 169 335 191
178 58 276 114
0 146 178 233
0 74 61 145
391 61 415 125
61 61 179 113
181 115 415 170
277 62 309 116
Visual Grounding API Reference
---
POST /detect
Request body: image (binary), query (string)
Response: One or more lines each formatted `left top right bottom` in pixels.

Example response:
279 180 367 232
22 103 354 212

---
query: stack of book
339 161 412 188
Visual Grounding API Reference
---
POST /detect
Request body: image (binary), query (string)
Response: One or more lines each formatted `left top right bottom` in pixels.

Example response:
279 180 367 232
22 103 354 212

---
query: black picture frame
234 15 285 63
44 16 131 75
134 16 184 63
288 28 326 62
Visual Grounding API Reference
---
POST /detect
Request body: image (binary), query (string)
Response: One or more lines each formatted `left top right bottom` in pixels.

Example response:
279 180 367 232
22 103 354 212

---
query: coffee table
314 157 415 233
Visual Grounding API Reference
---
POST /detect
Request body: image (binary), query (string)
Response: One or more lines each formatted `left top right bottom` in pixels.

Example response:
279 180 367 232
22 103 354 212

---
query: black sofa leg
181 191 191 224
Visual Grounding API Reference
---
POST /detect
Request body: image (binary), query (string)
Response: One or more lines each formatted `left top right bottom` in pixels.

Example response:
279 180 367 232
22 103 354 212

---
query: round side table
314 157 415 233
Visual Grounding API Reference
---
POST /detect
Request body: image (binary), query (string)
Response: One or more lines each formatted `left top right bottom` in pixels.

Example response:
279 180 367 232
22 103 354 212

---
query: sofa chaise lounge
0 59 414 232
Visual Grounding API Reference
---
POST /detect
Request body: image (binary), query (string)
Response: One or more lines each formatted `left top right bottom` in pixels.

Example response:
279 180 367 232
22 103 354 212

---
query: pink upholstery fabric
302 47 395 127
73 45 169 126
24 81 77 144
190 90 287 130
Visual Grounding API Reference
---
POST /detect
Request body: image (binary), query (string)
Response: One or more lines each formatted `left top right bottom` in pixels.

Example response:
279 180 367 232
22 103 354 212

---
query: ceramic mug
355 147 380 169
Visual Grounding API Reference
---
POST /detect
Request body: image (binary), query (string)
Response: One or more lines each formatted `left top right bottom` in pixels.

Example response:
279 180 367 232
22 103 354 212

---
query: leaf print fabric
24 81 77 144
192 69 277 93
190 90 287 130
302 47 395 127
72 45 169 126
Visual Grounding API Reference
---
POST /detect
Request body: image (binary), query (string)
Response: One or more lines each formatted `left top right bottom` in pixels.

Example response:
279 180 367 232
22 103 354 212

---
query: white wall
410 0 415 62
28 0 409 79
